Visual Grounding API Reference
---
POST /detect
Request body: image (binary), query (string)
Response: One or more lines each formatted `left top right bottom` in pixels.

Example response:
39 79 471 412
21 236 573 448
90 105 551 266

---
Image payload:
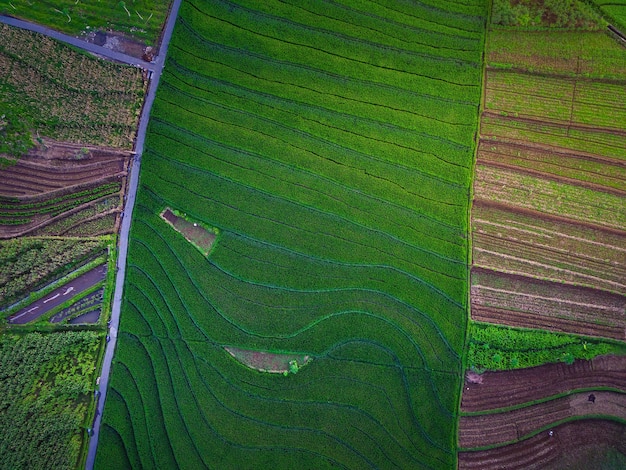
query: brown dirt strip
471 306 624 341
461 355 626 413
479 139 626 167
471 305 624 340
458 419 626 469
485 64 626 86
459 390 626 449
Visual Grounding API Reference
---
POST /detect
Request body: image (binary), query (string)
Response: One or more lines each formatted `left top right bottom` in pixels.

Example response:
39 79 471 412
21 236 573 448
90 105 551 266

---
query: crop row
474 164 626 230
34 197 120 237
142 156 467 310
183 1 482 94
0 24 145 149
148 117 466 260
486 30 626 79
471 202 626 293
458 419 626 470
480 114 626 161
485 71 626 130
470 268 625 337
477 141 626 191
0 158 125 197
0 182 121 213
128 203 462 368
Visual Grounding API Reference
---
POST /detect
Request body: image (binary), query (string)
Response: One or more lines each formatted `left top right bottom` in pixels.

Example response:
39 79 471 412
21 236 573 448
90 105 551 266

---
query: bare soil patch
224 346 311 374
161 208 216 255
84 30 155 61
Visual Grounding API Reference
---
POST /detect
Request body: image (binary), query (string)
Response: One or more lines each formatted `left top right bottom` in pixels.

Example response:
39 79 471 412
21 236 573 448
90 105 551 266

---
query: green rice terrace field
96 0 487 468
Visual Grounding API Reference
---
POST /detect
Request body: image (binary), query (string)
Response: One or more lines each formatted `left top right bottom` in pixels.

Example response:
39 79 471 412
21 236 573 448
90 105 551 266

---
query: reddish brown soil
459 391 626 448
471 268 626 340
0 141 131 238
461 355 626 413
458 419 626 469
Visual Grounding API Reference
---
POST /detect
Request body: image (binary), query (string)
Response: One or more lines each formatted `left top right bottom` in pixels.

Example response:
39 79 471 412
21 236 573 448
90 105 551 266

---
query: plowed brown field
471 268 626 340
461 355 626 413
458 419 626 469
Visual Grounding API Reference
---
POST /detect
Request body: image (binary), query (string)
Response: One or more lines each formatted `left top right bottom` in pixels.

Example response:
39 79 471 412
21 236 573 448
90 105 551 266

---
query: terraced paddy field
96 0 487 468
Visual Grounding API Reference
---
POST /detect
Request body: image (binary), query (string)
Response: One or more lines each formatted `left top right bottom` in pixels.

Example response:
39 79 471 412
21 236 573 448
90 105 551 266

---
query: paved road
85 0 183 468
0 15 157 71
8 265 107 324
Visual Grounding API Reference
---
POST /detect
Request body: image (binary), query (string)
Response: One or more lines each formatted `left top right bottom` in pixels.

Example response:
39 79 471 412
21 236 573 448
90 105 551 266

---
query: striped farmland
96 0 487 468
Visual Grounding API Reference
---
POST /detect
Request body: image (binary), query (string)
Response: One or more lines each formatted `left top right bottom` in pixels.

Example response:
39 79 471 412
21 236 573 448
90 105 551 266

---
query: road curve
83 0 183 468
0 14 157 71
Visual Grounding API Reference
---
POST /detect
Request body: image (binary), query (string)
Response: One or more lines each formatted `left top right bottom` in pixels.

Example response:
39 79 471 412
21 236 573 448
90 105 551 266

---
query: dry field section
95 0 488 468
471 29 626 341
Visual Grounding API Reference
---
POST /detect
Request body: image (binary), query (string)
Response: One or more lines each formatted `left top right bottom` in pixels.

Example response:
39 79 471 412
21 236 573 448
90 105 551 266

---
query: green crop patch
98 0 488 468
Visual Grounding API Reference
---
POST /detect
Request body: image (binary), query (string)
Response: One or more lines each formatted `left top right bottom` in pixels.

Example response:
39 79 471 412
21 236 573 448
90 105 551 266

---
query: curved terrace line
176 18 479 107
130 218 463 358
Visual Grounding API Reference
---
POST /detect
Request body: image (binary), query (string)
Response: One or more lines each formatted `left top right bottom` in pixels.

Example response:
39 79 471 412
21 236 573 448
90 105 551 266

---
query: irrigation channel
8 265 107 324
1 2 182 467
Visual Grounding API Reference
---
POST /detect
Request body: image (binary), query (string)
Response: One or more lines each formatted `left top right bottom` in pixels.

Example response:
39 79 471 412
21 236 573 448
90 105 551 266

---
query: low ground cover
466 322 626 371
0 1 172 47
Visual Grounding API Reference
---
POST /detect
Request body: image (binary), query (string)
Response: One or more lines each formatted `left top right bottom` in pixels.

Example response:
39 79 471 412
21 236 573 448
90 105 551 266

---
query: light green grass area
96 0 487 468
467 322 626 371
0 0 172 45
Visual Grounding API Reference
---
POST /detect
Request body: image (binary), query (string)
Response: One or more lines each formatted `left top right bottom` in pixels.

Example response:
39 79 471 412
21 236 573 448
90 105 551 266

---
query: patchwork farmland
461 6 626 468
471 27 626 341
95 0 487 468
